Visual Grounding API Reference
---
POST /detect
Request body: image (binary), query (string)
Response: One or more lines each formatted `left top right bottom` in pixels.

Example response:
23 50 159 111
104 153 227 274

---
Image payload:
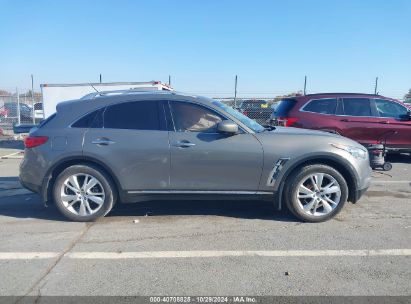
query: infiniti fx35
20 91 372 222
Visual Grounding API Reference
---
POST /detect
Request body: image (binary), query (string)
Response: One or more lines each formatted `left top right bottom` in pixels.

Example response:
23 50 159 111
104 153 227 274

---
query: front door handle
91 138 116 146
172 141 196 148
378 121 390 124
340 119 350 122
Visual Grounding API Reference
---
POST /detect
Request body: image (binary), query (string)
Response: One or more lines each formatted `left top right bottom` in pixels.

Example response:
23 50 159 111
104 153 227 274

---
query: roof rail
304 92 381 96
81 89 174 100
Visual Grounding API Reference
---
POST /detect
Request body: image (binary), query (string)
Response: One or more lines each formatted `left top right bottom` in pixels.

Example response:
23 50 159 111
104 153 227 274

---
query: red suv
271 93 411 152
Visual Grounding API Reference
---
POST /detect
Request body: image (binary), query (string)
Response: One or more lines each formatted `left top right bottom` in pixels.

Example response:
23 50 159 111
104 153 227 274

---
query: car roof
284 93 400 102
55 90 217 121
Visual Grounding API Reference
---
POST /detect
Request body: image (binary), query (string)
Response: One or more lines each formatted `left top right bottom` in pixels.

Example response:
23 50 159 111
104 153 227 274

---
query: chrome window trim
299 98 339 116
299 97 408 119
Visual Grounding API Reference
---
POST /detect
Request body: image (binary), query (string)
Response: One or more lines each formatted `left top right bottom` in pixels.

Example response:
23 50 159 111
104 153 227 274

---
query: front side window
342 98 372 117
303 98 337 114
170 102 223 133
104 100 160 130
374 99 408 118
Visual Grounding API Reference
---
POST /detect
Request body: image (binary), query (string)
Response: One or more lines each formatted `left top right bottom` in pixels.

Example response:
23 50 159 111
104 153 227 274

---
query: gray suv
20 91 371 222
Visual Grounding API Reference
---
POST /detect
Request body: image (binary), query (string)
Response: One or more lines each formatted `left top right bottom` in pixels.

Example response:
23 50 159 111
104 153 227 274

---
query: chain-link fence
216 97 278 125
0 89 43 137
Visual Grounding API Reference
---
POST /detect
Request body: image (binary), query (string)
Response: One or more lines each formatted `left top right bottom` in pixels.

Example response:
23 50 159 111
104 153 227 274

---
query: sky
1 0 410 99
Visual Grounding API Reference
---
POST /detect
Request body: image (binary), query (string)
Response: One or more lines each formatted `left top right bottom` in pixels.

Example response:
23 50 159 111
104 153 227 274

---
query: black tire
53 164 117 222
383 162 392 171
284 164 348 223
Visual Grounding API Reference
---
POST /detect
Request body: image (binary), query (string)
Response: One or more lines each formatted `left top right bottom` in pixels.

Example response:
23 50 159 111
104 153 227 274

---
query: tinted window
104 101 160 130
275 99 297 117
342 98 372 117
72 109 102 128
170 102 223 133
39 113 56 128
375 99 408 118
304 98 337 114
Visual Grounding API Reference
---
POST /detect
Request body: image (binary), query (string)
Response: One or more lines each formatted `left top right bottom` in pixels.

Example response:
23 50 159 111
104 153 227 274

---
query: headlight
331 143 368 159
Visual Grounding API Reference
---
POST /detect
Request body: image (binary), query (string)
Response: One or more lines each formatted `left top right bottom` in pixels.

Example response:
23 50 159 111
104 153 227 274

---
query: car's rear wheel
284 164 348 222
53 164 116 222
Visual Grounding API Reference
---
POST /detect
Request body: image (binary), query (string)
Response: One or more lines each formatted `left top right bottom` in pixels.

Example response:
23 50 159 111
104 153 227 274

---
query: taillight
276 117 299 127
24 136 48 148
243 110 248 116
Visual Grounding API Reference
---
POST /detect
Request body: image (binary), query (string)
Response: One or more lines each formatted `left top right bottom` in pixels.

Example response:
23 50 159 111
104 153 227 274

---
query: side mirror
217 120 238 134
398 111 411 121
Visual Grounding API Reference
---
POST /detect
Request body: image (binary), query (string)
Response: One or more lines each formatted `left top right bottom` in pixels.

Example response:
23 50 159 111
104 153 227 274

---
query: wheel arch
41 156 123 204
275 154 359 210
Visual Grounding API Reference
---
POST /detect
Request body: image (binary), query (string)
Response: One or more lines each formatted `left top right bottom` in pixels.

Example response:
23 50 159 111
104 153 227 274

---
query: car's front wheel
284 164 348 222
53 164 117 222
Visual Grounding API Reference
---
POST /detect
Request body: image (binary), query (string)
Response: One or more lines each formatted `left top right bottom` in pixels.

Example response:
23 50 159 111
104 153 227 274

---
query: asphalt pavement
0 146 410 298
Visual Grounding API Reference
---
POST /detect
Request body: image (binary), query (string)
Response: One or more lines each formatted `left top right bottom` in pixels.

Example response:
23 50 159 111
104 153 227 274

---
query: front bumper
352 186 369 203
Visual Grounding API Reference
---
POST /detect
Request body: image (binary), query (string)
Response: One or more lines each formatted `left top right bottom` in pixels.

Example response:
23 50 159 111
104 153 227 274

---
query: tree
404 88 411 102
0 90 11 96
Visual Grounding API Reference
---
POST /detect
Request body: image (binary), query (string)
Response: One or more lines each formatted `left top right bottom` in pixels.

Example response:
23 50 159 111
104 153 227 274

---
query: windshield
212 100 265 133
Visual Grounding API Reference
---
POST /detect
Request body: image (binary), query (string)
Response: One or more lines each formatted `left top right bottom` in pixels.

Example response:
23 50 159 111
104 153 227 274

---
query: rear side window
303 98 337 114
275 99 297 117
342 98 372 117
104 100 160 130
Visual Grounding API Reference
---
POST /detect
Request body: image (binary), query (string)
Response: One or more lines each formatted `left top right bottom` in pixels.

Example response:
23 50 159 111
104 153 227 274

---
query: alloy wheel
296 173 341 216
60 173 105 216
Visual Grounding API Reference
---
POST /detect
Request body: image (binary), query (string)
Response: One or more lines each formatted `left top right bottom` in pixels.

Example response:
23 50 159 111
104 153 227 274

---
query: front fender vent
267 158 290 186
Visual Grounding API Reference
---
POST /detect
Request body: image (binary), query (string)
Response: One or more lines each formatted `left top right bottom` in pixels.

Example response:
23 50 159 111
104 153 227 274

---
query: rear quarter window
71 108 104 128
38 113 56 128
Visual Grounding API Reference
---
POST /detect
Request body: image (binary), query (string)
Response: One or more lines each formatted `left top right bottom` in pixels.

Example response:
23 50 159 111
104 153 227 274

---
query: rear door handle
91 138 116 146
172 141 196 148
340 119 350 122
378 121 390 124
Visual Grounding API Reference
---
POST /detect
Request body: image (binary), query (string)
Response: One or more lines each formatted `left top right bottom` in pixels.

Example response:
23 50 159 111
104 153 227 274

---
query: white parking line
0 249 410 260
372 181 410 184
0 252 59 259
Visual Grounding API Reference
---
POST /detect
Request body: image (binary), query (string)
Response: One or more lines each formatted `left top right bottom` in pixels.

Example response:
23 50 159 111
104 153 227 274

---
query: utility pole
31 74 35 124
303 75 307 95
234 75 238 108
99 74 102 83
168 75 171 86
374 77 378 95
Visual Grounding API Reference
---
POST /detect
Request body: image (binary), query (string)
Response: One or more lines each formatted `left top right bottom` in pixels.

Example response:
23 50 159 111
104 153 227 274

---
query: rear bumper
19 177 41 194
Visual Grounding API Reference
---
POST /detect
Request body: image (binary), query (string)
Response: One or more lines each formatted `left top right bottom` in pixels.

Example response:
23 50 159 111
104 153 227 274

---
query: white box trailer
40 81 172 118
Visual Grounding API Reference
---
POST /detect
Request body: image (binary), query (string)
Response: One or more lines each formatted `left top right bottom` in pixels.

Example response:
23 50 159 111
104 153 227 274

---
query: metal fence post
16 88 21 125
31 74 35 124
